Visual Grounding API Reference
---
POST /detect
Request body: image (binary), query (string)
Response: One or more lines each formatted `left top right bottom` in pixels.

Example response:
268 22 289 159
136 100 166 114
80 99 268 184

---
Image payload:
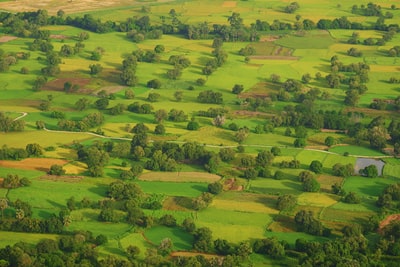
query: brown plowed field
0 158 68 172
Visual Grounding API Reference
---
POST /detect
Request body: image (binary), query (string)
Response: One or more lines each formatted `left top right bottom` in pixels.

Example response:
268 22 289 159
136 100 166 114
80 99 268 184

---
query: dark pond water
354 158 385 176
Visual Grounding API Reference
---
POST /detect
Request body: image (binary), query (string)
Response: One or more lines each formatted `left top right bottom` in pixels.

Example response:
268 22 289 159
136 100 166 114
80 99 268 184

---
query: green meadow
0 0 400 264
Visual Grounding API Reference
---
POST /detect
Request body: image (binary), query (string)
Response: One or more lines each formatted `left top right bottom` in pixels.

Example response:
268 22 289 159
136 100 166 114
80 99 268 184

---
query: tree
208 182 223 194
26 143 43 156
344 89 360 106
154 124 165 135
302 177 320 192
360 164 378 177
277 194 297 211
309 160 323 174
324 136 336 147
212 115 225 127
343 192 361 204
89 64 103 75
193 227 213 252
174 91 183 102
187 120 200 131
147 79 162 89
294 138 306 147
48 164 66 176
232 84 244 94
95 98 109 110
147 92 161 102
158 238 173 256
219 148 235 162
154 109 168 123
0 198 8 218
235 128 250 143
75 98 90 111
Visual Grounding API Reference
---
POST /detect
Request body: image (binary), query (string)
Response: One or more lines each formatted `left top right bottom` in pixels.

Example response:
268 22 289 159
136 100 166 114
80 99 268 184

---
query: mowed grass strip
322 154 356 169
316 174 344 192
321 208 374 223
296 150 328 166
297 193 338 207
196 222 266 243
249 178 302 195
342 176 398 198
329 145 387 157
136 181 207 197
211 199 279 214
139 171 221 183
0 231 58 247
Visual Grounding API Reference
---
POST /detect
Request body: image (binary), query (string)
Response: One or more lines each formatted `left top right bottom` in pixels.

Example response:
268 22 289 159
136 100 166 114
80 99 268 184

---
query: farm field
1 0 400 265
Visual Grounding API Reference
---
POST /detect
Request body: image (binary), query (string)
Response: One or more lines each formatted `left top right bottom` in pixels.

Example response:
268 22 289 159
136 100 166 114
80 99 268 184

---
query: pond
354 158 385 176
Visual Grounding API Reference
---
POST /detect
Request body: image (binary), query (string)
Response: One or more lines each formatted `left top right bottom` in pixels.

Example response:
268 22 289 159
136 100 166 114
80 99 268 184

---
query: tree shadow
46 199 65 209
191 184 206 193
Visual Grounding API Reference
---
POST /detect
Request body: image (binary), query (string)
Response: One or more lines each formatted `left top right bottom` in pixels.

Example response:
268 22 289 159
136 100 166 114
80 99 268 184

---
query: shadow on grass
38 209 55 219
88 185 108 197
47 199 65 209
191 184 207 193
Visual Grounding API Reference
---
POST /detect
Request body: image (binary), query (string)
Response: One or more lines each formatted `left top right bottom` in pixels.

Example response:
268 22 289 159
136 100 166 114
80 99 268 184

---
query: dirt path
12 112 394 159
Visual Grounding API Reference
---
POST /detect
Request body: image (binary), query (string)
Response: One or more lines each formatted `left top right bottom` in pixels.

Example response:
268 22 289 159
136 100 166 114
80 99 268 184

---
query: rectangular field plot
383 159 400 179
321 208 374 223
0 231 58 247
196 222 267 243
330 200 378 213
296 150 328 166
7 179 109 217
342 176 398 198
136 181 207 197
329 145 387 157
249 178 302 195
322 154 356 169
297 193 338 207
317 175 344 192
144 226 193 251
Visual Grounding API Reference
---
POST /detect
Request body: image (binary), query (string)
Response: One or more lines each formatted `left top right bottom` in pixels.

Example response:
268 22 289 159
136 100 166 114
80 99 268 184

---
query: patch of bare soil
224 178 243 191
259 36 280 42
222 1 237 7
42 78 91 92
170 251 223 260
379 214 400 233
50 34 68 39
232 110 272 118
98 86 127 94
40 175 83 183
0 36 18 43
0 158 68 172
249 55 299 60
320 129 346 133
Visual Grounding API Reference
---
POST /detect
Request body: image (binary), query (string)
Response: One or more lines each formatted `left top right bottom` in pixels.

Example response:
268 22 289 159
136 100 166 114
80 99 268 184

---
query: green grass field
1 0 400 262
144 226 193 250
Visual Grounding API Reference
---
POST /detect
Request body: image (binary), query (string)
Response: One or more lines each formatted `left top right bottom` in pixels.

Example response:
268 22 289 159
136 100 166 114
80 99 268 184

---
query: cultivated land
1 0 400 266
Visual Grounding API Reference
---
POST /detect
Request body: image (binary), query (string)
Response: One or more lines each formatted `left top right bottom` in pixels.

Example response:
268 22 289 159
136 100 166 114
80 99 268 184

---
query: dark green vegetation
1 0 400 266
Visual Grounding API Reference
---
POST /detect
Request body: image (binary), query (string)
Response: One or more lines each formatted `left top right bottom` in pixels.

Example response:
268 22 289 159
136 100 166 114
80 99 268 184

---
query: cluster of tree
120 53 138 86
388 45 400 57
332 163 354 177
1 174 30 189
0 48 21 72
0 145 30 160
197 90 223 104
202 45 228 77
197 107 228 118
0 112 25 132
351 3 382 17
0 231 109 267
127 102 153 114
298 171 320 192
294 210 330 236
57 112 104 132
284 2 300 14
